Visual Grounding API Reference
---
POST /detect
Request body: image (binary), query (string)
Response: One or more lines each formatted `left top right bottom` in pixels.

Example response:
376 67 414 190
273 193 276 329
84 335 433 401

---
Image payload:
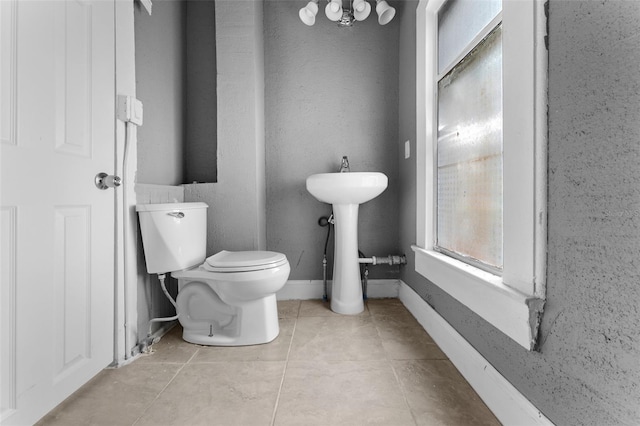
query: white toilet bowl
136 202 291 347
172 250 290 346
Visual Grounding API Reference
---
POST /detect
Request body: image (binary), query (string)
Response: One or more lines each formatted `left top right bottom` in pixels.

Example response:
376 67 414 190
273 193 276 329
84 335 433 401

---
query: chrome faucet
339 156 350 173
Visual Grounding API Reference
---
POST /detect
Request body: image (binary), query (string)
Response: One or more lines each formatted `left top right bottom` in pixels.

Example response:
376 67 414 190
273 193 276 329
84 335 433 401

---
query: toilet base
181 325 279 346
177 286 281 346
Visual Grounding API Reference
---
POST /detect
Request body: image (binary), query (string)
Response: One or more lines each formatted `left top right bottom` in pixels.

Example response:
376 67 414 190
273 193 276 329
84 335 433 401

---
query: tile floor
38 299 500 426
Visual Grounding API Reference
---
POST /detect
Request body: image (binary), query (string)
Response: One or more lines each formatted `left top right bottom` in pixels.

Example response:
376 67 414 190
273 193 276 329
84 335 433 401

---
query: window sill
412 245 543 350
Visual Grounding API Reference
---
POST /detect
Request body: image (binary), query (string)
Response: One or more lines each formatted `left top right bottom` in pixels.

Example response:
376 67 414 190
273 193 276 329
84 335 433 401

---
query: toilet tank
136 202 208 274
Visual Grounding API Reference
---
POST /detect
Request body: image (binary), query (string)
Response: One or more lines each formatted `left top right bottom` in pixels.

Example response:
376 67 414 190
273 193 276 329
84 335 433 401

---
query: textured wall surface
399 1 640 425
134 1 185 185
264 0 401 280
543 0 640 421
185 0 267 254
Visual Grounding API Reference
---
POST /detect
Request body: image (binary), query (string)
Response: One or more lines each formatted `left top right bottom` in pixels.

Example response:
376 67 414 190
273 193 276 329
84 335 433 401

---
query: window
436 2 503 273
413 0 547 350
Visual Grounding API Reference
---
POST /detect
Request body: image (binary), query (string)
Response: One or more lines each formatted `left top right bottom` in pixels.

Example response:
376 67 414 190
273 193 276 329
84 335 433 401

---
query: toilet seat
203 250 288 272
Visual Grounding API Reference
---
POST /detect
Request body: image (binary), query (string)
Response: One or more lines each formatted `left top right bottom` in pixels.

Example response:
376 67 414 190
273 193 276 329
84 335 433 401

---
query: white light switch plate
404 140 411 159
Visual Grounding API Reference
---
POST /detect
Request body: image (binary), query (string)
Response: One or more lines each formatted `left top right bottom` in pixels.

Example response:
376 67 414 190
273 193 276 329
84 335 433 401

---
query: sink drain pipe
359 251 369 300
317 214 406 300
357 255 407 266
358 253 407 299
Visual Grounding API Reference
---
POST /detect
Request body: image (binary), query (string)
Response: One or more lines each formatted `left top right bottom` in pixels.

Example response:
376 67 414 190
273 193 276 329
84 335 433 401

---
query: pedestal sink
306 172 388 314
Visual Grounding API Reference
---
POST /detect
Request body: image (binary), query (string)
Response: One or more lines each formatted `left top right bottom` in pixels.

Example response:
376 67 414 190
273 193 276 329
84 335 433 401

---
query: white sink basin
305 171 388 315
306 172 388 205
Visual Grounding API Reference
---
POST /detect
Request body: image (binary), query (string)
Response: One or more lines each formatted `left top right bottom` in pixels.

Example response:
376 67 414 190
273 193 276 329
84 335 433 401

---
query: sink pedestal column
331 204 364 315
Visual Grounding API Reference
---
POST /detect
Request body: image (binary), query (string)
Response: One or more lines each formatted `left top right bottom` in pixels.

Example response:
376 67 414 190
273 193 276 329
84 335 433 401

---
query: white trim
114 0 139 366
502 0 540 295
398 281 554 426
277 280 325 300
415 0 431 249
413 246 543 349
414 0 547 349
276 279 399 301
533 0 549 299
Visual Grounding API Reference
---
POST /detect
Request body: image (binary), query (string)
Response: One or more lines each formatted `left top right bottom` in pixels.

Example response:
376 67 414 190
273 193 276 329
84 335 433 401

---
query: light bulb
375 0 395 25
299 1 319 26
325 0 343 21
353 0 371 21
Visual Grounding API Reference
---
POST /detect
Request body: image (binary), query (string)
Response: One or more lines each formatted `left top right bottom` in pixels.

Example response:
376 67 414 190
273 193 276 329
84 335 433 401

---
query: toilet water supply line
145 274 179 345
318 214 406 300
118 96 179 355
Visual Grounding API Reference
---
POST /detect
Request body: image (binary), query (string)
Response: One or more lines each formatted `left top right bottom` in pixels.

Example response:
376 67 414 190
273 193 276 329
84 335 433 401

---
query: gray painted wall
185 1 217 183
398 1 640 425
134 0 187 343
135 0 186 185
264 0 401 280
134 0 218 343
185 0 267 255
135 0 218 186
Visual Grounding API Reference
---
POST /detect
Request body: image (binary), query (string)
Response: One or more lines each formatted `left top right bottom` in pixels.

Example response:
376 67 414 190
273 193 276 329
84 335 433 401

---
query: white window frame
413 0 547 350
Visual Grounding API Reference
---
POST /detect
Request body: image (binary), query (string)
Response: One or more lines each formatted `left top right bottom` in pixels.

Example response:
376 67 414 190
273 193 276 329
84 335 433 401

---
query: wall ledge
412 245 542 350
134 183 185 205
398 281 554 426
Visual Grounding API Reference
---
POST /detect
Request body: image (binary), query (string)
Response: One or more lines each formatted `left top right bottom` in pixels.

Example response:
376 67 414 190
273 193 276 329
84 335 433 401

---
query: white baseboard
276 280 325 300
276 279 399 301
398 281 554 426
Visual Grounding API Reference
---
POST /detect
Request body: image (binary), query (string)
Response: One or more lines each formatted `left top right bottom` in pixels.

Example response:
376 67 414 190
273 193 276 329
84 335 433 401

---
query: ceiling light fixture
299 0 319 25
375 0 395 25
298 0 395 27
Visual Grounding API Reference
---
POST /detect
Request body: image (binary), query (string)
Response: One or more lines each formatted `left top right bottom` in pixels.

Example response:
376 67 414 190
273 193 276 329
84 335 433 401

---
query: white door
1 1 115 424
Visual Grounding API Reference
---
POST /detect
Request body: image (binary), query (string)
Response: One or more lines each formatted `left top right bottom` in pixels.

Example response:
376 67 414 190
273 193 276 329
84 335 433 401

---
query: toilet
136 202 290 346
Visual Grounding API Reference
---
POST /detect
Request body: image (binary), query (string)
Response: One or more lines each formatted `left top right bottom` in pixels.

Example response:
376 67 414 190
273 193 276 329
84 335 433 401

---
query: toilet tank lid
136 202 208 212
205 250 287 269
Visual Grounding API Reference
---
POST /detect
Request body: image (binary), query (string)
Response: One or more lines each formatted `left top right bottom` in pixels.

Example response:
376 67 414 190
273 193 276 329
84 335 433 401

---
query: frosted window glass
438 0 502 74
437 26 503 270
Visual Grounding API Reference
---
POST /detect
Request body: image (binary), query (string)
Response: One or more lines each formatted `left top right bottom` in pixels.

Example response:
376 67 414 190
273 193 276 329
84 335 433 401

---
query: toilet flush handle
167 211 185 219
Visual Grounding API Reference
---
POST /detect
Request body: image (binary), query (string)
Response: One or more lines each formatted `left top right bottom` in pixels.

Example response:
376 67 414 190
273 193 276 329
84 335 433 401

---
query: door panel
0 1 115 424
53 206 92 382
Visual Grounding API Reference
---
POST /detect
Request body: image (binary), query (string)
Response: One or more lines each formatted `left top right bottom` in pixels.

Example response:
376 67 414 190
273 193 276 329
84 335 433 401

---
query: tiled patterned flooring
38 299 500 426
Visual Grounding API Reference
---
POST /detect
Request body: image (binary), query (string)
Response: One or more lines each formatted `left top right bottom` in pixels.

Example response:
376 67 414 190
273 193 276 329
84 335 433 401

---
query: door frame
114 0 140 367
